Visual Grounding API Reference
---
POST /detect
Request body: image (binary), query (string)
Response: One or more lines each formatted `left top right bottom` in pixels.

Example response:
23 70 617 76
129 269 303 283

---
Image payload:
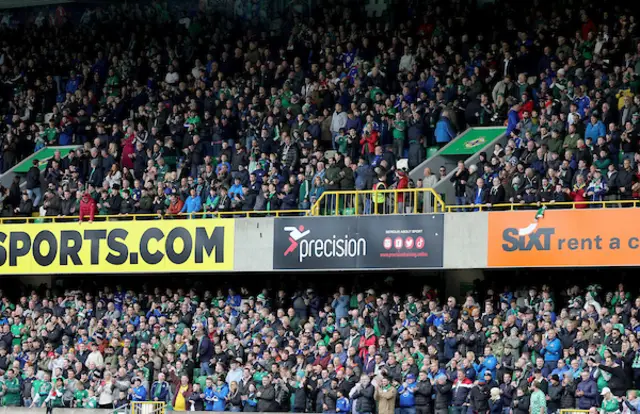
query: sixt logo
501 222 555 251
282 225 366 262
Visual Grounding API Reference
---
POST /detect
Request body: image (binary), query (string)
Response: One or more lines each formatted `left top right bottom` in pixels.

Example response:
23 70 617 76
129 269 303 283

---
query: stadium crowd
0 0 638 217
0 281 638 413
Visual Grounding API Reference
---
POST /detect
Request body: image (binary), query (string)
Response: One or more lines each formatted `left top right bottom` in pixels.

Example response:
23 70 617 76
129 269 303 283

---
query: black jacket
616 168 634 193
414 380 433 407
26 166 41 189
322 389 337 412
187 392 204 411
351 384 375 413
560 382 576 409
109 194 123 215
434 381 452 410
120 197 136 214
17 198 33 216
469 383 490 412
512 394 530 414
61 197 76 216
288 384 307 412
450 169 469 197
88 167 104 188
547 382 562 412
256 384 277 412
599 364 627 397
45 195 62 216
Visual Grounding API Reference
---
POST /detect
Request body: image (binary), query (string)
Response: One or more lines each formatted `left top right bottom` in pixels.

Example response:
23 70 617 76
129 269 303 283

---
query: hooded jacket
78 193 96 222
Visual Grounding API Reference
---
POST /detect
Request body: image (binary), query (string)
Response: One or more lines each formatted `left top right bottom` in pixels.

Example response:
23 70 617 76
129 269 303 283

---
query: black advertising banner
273 215 444 270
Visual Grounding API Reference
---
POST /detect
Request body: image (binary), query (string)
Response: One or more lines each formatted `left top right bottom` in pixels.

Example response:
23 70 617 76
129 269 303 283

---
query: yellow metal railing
444 199 640 212
310 188 446 216
559 409 589 414
0 209 310 224
6 195 640 225
130 401 166 414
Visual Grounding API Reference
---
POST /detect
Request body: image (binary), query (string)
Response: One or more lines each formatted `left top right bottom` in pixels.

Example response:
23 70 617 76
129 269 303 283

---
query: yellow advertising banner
0 219 234 274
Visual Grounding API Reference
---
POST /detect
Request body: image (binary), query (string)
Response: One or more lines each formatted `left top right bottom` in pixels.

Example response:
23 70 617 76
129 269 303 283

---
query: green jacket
392 120 406 139
529 389 547 414
139 195 153 212
563 133 581 150
74 390 89 408
2 377 20 406
601 397 619 413
336 135 349 154
324 165 342 190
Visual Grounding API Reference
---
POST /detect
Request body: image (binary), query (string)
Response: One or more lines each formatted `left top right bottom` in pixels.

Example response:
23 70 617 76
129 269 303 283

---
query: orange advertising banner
488 209 640 267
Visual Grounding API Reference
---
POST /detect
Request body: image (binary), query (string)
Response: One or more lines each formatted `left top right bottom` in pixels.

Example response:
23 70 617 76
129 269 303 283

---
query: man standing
397 374 417 414
529 381 547 414
414 371 433 414
350 374 375 414
331 103 348 151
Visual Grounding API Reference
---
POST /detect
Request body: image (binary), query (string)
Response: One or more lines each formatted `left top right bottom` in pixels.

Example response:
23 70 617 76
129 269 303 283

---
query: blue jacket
576 378 597 409
212 384 229 411
541 337 562 363
574 95 591 117
444 336 457 360
150 381 169 402
506 109 519 136
434 118 455 143
66 76 81 94
244 393 258 409
585 121 606 141
475 355 497 379
331 295 350 320
229 184 243 198
345 117 362 134
197 335 213 362
398 382 417 407
550 366 569 380
204 387 216 411
131 385 148 401
181 195 202 213
226 294 241 308
336 397 350 412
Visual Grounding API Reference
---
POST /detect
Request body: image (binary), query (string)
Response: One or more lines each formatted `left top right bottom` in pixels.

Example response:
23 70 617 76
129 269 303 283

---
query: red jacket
358 332 377 358
569 185 587 209
79 194 96 222
312 353 332 369
395 173 409 203
518 99 534 118
360 131 378 155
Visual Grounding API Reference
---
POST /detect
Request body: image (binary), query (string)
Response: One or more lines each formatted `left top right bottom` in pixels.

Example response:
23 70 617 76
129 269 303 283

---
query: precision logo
282 225 366 262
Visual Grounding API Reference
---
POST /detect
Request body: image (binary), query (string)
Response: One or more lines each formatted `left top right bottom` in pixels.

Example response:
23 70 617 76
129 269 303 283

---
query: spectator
373 376 396 414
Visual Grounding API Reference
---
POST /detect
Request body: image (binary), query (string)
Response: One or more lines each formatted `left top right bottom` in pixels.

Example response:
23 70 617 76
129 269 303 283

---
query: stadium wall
6 209 639 277
234 217 275 271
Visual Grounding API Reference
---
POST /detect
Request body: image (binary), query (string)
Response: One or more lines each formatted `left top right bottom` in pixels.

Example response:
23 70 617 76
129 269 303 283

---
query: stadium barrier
129 401 166 414
444 199 640 212
559 410 590 414
3 189 640 225
310 187 446 215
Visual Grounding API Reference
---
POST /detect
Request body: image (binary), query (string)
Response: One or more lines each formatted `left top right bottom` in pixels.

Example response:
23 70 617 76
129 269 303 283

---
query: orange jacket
167 199 184 215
